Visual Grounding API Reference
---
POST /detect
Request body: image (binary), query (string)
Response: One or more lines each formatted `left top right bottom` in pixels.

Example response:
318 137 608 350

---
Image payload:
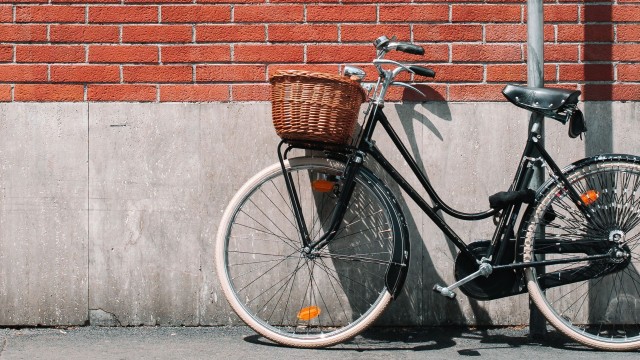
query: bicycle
215 36 640 351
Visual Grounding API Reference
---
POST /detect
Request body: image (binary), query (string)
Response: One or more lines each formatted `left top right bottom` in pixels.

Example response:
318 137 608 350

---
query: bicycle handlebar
360 35 437 105
408 65 435 78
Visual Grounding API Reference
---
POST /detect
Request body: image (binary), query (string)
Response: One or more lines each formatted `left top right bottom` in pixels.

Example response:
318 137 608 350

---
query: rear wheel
216 157 403 347
523 155 640 350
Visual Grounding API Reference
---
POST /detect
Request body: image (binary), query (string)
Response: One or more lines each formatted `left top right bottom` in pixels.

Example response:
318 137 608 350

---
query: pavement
1 325 639 359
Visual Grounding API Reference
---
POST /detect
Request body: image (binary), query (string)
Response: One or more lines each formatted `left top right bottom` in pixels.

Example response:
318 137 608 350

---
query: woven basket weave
270 70 367 145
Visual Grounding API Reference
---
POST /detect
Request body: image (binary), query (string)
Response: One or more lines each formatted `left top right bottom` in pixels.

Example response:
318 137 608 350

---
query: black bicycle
216 36 640 350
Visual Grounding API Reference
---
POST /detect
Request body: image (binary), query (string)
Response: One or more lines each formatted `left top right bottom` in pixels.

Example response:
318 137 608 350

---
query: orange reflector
580 189 599 206
312 179 334 193
297 306 321 321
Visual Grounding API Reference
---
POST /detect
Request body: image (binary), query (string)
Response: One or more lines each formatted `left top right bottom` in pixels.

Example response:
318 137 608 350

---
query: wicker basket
270 70 367 145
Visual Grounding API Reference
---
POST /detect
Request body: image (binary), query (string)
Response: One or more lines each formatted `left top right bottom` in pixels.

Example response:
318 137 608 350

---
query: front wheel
216 157 405 348
523 155 640 351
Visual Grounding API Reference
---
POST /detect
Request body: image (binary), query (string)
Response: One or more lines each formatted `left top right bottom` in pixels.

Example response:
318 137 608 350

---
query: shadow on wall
352 86 496 326
583 1 614 157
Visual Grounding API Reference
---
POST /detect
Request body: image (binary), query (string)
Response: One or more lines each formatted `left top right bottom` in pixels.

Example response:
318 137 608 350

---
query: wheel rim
221 162 394 342
526 161 640 345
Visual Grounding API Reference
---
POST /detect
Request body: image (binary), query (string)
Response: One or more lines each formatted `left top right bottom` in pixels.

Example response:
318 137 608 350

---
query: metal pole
527 0 547 339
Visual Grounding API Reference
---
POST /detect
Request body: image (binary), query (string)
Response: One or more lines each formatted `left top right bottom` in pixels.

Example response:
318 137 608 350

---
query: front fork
277 141 365 253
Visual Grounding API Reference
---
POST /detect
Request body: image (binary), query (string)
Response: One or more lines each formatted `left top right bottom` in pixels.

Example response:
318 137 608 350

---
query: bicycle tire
216 157 405 348
523 154 640 351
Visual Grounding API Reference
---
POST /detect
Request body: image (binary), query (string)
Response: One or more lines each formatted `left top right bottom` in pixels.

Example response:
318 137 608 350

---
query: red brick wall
0 1 638 102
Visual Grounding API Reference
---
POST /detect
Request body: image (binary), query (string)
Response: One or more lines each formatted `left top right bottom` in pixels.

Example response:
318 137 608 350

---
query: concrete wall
0 101 638 326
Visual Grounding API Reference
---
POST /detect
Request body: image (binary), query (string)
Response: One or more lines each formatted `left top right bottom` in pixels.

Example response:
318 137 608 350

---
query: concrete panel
89 103 205 326
198 102 280 325
0 103 88 325
88 103 279 326
3 100 638 327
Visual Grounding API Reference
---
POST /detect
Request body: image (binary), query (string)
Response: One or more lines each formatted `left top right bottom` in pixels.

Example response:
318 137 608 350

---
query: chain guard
454 241 523 300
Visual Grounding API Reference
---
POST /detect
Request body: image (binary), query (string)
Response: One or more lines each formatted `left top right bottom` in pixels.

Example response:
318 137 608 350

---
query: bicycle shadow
361 86 495 327
242 327 600 353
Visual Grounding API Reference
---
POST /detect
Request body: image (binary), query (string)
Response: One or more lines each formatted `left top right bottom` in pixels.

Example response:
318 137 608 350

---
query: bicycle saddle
502 84 580 113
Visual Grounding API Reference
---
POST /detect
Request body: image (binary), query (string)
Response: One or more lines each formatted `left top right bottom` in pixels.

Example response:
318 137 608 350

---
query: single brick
452 5 522 23
234 5 303 23
541 44 579 62
0 45 12 62
559 64 614 82
1 0 47 4
583 44 640 61
123 65 192 83
618 25 640 42
341 25 410 43
52 0 120 3
196 25 265 42
453 44 523 63
307 45 373 63
486 25 554 42
0 85 11 101
380 5 449 22
583 84 640 101
583 5 640 22
125 0 191 3
162 45 230 63
234 45 303 63
50 25 120 43
0 25 47 42
122 25 192 43
50 65 120 83
88 84 157 102
0 64 47 82
414 25 483 42
449 85 508 102
269 25 338 43
306 5 376 22
232 84 270 101
542 5 579 22
429 65 484 82
197 0 260 3
161 5 230 23
618 64 640 81
89 6 158 23
16 45 85 63
90 45 159 63
16 5 85 23
15 84 84 102
196 65 265 82
487 64 556 82
557 24 614 42
0 5 12 22
160 84 228 102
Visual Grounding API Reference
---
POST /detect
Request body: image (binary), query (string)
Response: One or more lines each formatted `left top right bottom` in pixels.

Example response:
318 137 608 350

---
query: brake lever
391 82 426 98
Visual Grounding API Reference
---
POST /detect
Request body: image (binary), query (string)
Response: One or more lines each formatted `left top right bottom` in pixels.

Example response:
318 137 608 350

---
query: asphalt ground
1 325 639 359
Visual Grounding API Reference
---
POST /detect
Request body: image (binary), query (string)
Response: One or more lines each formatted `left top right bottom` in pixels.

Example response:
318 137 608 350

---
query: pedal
433 285 456 299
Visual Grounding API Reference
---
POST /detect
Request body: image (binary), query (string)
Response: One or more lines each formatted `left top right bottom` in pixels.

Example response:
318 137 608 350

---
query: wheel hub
609 229 626 244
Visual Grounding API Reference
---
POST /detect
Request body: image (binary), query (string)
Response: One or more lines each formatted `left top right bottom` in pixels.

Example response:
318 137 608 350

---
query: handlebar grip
408 65 436 78
396 43 424 56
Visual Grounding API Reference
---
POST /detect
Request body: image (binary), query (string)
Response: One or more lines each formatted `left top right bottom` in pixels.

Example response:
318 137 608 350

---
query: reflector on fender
297 306 321 321
312 179 335 193
580 189 599 206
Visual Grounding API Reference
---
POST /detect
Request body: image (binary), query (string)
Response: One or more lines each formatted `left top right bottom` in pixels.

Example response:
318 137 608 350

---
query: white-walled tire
216 157 400 348
524 155 640 351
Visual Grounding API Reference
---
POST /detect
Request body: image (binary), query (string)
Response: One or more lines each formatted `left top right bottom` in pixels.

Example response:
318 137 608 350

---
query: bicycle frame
279 101 606 274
